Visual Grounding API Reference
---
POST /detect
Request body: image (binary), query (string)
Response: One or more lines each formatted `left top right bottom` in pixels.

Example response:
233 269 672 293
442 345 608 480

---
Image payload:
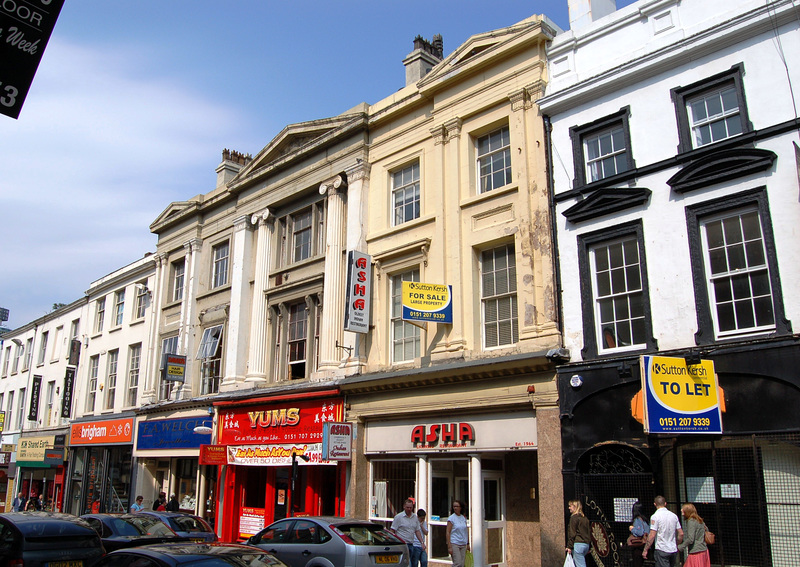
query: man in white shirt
391 499 427 562
642 495 684 567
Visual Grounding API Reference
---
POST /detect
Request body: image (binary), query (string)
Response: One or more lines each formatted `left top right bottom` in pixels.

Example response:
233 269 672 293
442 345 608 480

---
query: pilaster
245 209 273 384
222 215 254 388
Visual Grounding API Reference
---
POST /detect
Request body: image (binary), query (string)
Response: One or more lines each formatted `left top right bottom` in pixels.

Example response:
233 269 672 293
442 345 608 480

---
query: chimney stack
216 149 252 188
568 0 616 31
403 34 444 87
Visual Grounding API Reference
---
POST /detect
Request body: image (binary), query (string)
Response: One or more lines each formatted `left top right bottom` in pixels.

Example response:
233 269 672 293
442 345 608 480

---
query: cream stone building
346 16 565 567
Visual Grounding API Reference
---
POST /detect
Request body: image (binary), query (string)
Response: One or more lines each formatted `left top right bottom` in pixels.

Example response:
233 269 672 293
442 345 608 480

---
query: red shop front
214 391 347 542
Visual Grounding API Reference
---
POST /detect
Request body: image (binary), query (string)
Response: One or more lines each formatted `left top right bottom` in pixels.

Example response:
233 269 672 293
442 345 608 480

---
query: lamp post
288 449 309 517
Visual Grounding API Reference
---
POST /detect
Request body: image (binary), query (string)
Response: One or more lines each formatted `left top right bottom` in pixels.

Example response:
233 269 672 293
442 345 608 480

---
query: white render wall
541 0 800 361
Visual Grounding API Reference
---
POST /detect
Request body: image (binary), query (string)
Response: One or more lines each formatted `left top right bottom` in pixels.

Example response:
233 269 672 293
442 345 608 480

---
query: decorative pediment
562 188 651 223
150 200 200 233
667 148 777 193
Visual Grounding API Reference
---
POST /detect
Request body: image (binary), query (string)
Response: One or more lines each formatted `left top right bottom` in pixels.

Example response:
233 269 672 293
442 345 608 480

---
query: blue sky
0 0 634 328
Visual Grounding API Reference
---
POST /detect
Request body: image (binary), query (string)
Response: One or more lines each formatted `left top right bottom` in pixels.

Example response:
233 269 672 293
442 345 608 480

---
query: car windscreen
113 515 176 537
173 515 213 533
334 523 405 545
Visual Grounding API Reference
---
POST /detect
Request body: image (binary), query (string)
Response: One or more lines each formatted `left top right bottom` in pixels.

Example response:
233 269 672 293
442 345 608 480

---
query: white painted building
539 1 800 565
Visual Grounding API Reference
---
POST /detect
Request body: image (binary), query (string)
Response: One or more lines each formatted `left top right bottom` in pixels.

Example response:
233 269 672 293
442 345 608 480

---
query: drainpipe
543 115 565 340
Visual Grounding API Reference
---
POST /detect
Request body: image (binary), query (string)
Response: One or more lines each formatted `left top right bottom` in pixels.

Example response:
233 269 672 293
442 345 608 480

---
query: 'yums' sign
640 355 723 434
402 282 453 324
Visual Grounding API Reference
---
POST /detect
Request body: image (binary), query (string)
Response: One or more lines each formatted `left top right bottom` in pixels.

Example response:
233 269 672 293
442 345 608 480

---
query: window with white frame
196 325 223 395
113 290 125 326
584 126 629 182
292 210 313 262
17 388 25 428
5 392 13 429
590 237 647 351
127 344 141 407
277 202 325 268
700 209 774 336
686 188 789 344
160 336 180 400
134 284 148 319
672 64 750 153
212 241 230 288
107 351 120 408
11 343 22 374
288 302 307 379
51 326 62 361
45 381 55 425
391 270 420 363
95 298 106 334
23 338 33 371
70 319 80 340
38 331 48 365
392 162 420 225
2 345 10 376
172 260 185 302
86 355 99 413
481 244 518 348
477 126 512 193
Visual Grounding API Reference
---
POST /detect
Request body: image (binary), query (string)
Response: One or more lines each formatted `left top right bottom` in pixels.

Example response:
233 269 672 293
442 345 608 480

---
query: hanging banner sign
0 411 5 433
27 375 42 421
60 367 75 418
402 282 453 324
322 422 353 461
218 398 342 445
0 0 66 119
344 250 371 334
161 354 186 383
640 355 723 434
226 442 334 467
199 444 228 466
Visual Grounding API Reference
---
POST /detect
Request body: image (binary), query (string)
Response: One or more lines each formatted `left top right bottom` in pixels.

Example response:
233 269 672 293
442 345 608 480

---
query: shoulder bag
704 525 715 545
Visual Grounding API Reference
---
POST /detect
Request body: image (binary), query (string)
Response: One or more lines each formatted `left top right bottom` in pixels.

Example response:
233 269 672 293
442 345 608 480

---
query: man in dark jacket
165 494 180 512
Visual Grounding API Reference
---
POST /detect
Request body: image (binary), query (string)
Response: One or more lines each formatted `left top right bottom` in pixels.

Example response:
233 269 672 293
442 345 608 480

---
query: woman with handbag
627 501 649 567
678 503 711 567
566 500 591 567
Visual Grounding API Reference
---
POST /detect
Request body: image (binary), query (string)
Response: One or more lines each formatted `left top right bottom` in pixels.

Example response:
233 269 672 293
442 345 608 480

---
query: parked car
90 542 289 567
81 512 187 551
0 511 106 566
138 510 219 542
246 517 410 567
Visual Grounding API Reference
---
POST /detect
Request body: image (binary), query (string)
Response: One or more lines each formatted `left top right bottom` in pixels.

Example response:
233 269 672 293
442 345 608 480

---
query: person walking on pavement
412 509 429 567
165 494 180 512
566 499 591 567
678 503 710 567
643 496 684 567
391 499 427 565
153 491 167 511
446 500 470 567
12 492 26 512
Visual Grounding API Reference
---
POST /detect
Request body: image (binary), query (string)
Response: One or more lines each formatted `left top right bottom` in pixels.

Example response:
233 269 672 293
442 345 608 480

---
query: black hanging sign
27 374 42 421
61 366 75 418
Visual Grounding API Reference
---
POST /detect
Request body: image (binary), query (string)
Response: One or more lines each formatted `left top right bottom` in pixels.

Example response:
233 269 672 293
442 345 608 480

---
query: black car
90 542 289 567
81 512 187 551
0 511 106 566
137 510 218 542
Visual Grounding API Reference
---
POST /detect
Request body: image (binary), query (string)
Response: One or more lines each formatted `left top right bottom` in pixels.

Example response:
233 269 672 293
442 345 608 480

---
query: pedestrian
165 493 180 512
153 491 167 511
446 500 469 567
12 491 26 512
412 509 428 567
130 495 145 513
25 494 41 511
678 503 710 567
627 501 649 567
391 498 427 565
566 499 591 567
642 496 684 567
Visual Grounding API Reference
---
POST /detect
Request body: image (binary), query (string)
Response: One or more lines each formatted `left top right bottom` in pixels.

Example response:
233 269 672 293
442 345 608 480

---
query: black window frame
577 219 657 359
685 186 790 345
569 106 635 189
671 63 752 155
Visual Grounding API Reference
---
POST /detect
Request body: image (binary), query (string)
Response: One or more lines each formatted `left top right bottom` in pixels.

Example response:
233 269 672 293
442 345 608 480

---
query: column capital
250 208 272 226
344 160 370 183
319 173 348 196
184 238 202 253
233 214 253 232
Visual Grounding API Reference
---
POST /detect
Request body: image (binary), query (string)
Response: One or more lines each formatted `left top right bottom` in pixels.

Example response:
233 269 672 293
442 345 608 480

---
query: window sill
129 319 145 327
461 183 518 209
108 326 122 334
367 214 436 243
196 284 232 301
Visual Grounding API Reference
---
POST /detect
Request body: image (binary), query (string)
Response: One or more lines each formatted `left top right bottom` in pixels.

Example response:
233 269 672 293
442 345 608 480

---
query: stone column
245 209 273 384
222 215 254 388
178 238 202 399
142 253 166 403
316 174 347 374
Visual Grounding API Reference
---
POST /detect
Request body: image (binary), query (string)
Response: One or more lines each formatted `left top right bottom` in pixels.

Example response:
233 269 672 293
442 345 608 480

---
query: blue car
90 542 288 567
138 510 219 542
0 511 105 566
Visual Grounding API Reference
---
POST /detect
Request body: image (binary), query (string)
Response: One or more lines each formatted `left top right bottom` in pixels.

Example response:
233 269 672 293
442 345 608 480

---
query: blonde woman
566 500 591 567
678 503 710 567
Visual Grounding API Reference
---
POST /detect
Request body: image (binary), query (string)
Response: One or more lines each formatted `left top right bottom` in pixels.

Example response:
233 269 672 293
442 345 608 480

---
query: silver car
247 516 410 567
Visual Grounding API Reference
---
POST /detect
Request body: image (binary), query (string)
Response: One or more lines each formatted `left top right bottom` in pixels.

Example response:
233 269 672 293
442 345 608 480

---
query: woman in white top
446 500 469 567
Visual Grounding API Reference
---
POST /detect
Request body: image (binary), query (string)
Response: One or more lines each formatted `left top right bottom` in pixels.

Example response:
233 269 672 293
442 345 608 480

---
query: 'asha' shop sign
218 398 343 445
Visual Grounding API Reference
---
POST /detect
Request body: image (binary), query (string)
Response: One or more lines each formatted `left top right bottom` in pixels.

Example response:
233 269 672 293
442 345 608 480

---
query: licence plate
192 537 207 543
375 555 400 564
46 562 83 567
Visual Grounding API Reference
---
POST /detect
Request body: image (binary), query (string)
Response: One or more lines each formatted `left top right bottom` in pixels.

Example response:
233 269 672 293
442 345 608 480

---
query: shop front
14 433 68 511
558 338 800 567
365 410 539 567
66 416 134 515
134 413 217 519
215 392 346 542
